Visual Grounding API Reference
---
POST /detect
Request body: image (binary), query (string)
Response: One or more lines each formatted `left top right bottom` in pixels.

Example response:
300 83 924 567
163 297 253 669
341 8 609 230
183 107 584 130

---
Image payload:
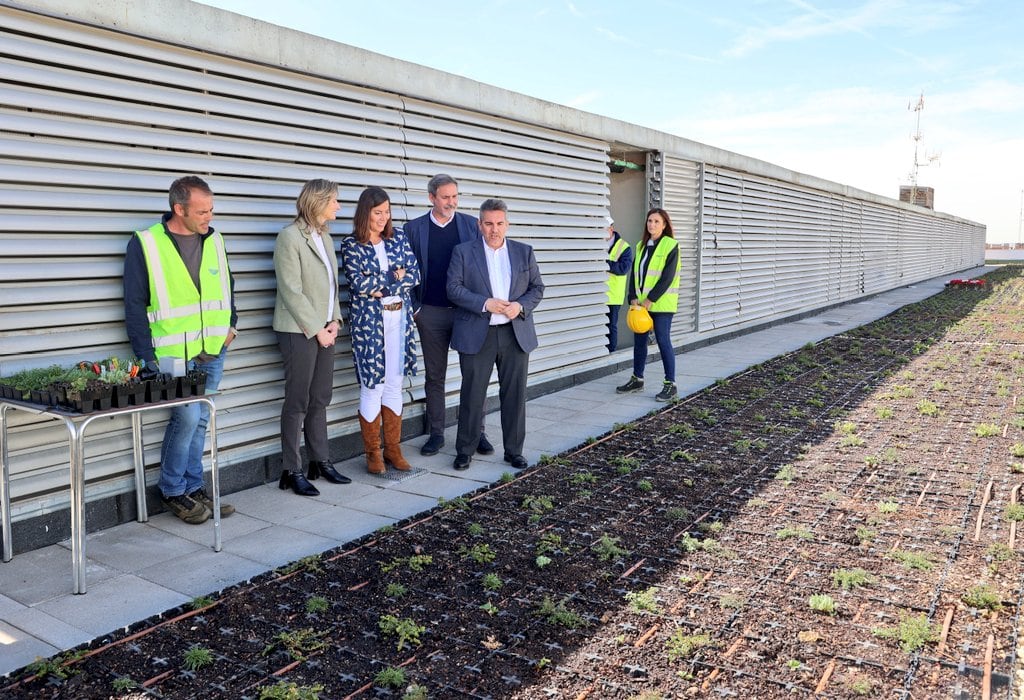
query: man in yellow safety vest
124 176 238 524
604 216 632 352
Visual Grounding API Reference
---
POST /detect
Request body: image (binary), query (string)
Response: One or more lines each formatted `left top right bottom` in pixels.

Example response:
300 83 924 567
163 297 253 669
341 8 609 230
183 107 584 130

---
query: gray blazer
446 238 545 355
272 221 343 338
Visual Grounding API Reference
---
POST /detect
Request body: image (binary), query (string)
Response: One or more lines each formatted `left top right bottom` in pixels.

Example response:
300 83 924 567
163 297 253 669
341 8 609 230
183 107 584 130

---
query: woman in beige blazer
273 179 349 496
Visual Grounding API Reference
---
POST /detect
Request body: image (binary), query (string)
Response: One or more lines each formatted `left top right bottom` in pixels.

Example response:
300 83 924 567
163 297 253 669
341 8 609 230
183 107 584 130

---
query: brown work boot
359 412 386 474
161 493 211 524
187 487 235 517
381 407 411 471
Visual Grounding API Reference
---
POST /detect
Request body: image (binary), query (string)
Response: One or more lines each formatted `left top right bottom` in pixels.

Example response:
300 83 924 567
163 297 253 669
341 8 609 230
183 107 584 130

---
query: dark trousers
456 324 528 457
632 311 675 382
415 304 485 438
607 304 621 352
278 331 335 473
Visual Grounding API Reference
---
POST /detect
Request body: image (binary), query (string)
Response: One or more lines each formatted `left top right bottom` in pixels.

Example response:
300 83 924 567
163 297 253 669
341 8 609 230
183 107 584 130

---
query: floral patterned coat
340 230 420 388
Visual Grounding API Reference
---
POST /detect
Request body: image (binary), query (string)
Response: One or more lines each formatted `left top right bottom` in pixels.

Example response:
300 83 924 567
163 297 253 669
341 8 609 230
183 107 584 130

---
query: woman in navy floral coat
340 187 420 474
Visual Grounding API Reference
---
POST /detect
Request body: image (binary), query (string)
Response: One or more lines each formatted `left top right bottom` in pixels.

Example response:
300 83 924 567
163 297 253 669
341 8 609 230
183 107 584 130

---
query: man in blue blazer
446 199 545 470
406 174 493 457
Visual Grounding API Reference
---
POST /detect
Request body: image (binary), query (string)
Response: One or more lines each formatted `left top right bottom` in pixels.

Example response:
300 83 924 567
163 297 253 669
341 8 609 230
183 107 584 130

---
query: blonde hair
295 179 338 234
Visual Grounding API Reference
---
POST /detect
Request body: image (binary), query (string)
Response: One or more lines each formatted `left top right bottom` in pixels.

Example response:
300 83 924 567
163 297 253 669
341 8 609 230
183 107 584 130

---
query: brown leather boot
358 412 386 474
381 407 411 471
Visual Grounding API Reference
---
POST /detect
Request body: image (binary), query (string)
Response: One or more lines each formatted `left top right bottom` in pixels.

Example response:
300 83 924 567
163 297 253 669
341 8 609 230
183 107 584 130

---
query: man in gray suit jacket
446 199 545 470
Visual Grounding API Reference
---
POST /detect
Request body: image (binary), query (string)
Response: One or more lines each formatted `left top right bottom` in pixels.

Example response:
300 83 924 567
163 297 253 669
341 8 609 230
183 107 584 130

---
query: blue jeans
607 304 620 352
632 311 675 383
159 348 226 498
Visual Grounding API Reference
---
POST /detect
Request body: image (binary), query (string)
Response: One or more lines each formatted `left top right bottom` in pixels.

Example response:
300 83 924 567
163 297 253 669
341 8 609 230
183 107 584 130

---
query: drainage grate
369 467 427 482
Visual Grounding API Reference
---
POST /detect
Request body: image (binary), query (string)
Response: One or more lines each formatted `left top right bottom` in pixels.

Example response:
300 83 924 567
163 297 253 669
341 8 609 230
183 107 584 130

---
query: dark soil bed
5 267 1024 699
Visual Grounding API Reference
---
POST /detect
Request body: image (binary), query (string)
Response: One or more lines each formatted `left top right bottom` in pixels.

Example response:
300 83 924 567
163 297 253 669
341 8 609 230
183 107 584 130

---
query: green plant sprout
975 422 1001 437
482 573 503 591
183 646 214 671
374 666 406 689
624 587 662 614
832 568 875 590
258 681 325 700
378 615 426 651
775 463 797 485
888 549 934 571
962 584 1002 611
665 630 713 662
535 595 586 628
459 543 496 564
872 612 937 653
1006 503 1024 521
776 525 813 541
877 500 899 515
592 534 629 561
264 628 329 661
385 582 407 598
305 596 329 614
808 594 836 615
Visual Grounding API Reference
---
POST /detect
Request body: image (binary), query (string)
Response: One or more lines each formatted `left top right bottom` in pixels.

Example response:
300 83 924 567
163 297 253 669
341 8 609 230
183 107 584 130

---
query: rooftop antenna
907 91 941 205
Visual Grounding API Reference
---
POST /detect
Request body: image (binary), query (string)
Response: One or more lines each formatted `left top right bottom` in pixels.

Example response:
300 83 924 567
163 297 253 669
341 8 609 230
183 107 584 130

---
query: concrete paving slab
35 574 189 638
344 488 440 521
135 547 270 597
0 592 26 618
0 545 119 606
76 520 205 573
287 507 393 543
2 607 92 650
0 620 59 676
205 484 337 525
222 525 338 569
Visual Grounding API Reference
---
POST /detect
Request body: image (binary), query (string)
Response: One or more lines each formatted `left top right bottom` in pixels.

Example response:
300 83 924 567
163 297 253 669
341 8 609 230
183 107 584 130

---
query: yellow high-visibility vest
136 223 232 361
633 236 680 313
606 237 630 305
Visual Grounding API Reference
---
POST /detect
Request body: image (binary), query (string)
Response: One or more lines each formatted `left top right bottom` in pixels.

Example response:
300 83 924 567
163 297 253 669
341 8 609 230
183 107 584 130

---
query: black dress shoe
453 453 472 471
503 453 528 469
307 460 351 484
278 470 320 497
476 433 495 455
421 434 445 456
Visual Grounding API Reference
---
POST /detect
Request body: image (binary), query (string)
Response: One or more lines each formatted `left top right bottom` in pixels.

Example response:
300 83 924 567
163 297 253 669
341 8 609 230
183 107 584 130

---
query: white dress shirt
483 240 512 326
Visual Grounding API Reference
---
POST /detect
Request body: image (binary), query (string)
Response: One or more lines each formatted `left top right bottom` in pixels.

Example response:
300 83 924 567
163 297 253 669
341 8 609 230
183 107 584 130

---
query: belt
382 301 403 311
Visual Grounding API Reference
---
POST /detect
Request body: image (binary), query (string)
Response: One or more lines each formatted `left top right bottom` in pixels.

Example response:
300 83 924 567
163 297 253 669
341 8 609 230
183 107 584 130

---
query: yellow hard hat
627 305 653 334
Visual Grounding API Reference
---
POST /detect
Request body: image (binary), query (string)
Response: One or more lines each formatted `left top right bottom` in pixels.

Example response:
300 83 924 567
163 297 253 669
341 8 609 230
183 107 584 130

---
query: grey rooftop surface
0 266 990 677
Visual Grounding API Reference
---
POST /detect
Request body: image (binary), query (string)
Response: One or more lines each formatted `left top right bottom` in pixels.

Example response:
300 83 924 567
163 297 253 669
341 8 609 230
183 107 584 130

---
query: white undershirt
483 240 512 326
373 241 401 305
310 232 336 324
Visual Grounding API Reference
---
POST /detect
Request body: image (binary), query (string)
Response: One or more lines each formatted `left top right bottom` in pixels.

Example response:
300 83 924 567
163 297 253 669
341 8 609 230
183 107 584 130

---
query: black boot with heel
279 470 320 497
307 460 351 484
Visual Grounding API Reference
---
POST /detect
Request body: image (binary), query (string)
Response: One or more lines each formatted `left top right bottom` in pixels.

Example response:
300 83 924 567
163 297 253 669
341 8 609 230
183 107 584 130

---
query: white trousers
359 307 404 419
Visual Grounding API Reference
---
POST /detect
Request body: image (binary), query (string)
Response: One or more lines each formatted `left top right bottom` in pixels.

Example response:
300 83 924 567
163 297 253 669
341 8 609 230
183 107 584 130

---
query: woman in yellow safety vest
616 208 680 402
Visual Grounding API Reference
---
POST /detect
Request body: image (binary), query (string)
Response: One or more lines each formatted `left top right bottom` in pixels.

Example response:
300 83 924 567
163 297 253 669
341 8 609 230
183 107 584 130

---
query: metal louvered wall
0 3 610 521
646 153 700 342
697 166 984 331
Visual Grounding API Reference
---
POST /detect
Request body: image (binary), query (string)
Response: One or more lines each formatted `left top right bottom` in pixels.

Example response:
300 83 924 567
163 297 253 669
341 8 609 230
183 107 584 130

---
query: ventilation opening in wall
607 150 651 352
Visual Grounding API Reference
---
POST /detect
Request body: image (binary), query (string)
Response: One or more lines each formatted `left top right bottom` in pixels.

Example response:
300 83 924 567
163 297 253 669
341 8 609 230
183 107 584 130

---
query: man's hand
485 298 510 315
503 301 522 320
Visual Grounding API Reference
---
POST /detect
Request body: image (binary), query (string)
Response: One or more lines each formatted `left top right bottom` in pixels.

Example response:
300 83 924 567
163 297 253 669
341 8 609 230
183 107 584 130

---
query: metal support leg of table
0 395 221 594
1 404 11 563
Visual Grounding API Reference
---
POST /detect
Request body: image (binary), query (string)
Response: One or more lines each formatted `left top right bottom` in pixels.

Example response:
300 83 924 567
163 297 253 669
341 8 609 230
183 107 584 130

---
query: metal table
0 394 221 594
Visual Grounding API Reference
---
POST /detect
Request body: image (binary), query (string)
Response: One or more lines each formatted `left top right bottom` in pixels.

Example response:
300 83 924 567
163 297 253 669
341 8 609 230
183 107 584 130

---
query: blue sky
197 0 1024 242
